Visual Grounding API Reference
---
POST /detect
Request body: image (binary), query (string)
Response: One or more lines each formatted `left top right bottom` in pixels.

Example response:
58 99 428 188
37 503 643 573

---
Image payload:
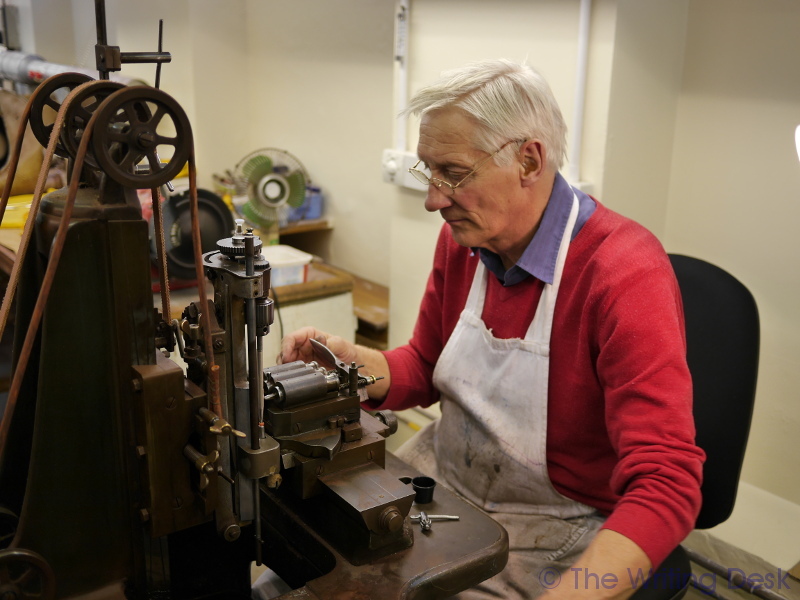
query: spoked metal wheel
59 80 125 167
29 72 93 157
91 86 192 189
0 548 55 600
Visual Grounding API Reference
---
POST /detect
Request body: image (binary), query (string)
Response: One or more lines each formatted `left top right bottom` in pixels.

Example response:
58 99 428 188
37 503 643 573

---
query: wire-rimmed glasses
408 139 519 195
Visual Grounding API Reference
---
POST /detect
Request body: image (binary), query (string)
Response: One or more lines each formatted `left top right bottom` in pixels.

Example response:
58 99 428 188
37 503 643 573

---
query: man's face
417 108 536 263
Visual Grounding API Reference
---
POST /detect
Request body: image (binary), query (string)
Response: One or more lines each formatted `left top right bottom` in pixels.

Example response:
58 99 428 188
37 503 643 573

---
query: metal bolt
138 131 157 148
213 339 224 351
132 379 142 392
136 446 147 457
173 497 183 509
295 423 301 432
316 466 324 476
165 396 177 410
224 524 241 542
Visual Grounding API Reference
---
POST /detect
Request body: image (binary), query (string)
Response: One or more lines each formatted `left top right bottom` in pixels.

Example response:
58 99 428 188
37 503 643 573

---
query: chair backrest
668 254 759 529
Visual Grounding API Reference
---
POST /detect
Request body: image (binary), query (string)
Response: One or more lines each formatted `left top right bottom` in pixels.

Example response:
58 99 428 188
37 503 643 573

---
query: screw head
224 524 241 542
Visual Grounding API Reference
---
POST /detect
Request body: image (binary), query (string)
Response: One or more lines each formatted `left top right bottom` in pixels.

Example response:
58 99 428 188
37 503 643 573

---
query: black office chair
631 254 760 600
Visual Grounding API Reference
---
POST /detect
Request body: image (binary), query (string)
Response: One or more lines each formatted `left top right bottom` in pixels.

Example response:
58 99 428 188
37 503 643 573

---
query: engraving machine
0 6 508 599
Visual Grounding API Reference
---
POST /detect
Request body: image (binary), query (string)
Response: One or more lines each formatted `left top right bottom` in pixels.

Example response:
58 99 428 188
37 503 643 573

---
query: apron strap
464 255 489 316
528 192 580 343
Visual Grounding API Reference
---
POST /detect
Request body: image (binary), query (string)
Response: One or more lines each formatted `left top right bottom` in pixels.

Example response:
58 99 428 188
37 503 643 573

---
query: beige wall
601 0 689 238
243 1 396 285
663 0 800 506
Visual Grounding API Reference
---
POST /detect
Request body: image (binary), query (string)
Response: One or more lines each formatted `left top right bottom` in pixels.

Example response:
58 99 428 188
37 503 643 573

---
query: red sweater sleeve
592 262 705 566
546 208 704 567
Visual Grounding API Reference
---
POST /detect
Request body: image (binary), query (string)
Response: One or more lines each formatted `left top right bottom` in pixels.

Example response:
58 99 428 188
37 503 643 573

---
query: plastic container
262 244 312 287
287 185 324 222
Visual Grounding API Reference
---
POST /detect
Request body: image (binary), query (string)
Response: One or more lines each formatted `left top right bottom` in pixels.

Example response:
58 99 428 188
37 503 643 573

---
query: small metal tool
417 511 432 532
411 513 459 532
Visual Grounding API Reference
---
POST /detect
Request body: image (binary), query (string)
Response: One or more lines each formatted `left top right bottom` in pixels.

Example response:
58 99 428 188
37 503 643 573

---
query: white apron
396 193 602 599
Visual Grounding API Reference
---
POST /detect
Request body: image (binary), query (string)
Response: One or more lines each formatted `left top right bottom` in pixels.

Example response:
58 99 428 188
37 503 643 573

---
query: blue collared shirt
477 173 596 286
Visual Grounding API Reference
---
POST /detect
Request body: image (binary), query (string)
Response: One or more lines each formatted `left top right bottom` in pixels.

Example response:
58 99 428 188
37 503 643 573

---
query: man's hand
277 326 359 365
277 326 392 401
541 530 652 600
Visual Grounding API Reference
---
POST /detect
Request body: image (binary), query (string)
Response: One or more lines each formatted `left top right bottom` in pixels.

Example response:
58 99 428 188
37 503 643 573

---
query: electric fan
232 148 309 229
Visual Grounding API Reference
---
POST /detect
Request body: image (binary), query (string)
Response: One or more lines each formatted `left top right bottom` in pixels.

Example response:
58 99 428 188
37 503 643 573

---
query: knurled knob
379 505 404 533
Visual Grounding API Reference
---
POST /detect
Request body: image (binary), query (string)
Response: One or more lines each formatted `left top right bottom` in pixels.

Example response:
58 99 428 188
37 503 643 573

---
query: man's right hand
277 326 359 366
277 326 392 402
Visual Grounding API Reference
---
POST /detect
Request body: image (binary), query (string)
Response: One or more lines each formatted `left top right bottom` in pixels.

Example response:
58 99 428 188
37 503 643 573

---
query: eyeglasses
408 139 519 196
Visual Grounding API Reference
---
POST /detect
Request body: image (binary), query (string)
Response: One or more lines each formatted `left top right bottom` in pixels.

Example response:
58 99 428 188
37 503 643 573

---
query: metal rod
254 488 262 565
1 0 10 49
685 548 792 600
120 52 171 64
245 233 260 450
95 0 107 46
95 0 109 79
688 578 736 600
155 19 164 89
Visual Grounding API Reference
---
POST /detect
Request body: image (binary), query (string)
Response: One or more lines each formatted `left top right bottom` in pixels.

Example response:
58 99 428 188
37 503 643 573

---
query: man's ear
519 140 546 186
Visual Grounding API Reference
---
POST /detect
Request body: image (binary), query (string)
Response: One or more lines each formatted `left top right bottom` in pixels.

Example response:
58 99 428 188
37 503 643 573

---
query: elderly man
279 59 704 600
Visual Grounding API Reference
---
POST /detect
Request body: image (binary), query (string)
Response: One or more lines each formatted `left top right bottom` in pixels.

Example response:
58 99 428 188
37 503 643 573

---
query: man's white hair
404 59 567 172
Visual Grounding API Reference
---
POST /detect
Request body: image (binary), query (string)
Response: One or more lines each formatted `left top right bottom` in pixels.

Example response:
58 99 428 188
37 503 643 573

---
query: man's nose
423 184 453 213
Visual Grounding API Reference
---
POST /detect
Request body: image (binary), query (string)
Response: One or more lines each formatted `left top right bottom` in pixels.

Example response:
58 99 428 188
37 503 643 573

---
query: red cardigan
371 202 705 567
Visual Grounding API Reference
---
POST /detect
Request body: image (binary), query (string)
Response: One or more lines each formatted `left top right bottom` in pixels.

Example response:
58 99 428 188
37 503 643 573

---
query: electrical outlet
382 149 427 192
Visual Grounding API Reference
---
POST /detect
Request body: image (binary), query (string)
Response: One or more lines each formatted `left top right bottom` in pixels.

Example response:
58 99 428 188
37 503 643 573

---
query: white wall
663 0 800 508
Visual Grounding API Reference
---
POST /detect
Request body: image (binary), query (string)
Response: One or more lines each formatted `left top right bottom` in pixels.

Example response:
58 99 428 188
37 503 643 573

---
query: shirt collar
478 172 576 286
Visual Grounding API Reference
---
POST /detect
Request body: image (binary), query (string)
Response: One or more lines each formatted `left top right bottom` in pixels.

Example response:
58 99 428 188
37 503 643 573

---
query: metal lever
198 407 246 438
183 444 219 491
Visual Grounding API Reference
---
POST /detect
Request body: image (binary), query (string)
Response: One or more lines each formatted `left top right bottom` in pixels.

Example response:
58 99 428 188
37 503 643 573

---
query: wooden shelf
279 218 332 236
349 273 389 350
270 262 353 306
